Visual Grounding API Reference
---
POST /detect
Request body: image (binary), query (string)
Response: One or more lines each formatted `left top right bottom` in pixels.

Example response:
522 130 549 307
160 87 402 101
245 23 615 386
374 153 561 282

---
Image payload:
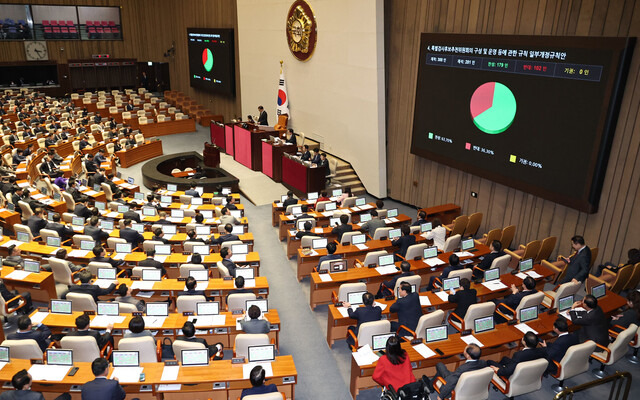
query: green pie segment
202 48 214 72
470 82 517 134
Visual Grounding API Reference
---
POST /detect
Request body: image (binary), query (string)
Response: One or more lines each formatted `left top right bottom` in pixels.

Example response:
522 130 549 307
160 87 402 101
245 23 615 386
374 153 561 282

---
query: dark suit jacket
332 223 353 243
241 384 278 399
74 204 92 219
317 253 341 271
27 215 47 237
139 257 166 275
154 218 173 225
411 218 427 227
392 235 416 258
382 272 414 294
347 305 382 333
439 359 488 399
119 227 144 248
45 221 74 240
0 390 45 400
257 110 268 125
85 225 109 242
152 235 170 244
222 258 237 277
389 292 422 331
81 377 126 400
67 328 112 349
319 159 330 175
210 233 239 245
448 288 477 319
311 154 321 165
184 189 200 197
64 282 116 302
282 198 298 208
85 160 97 173
473 250 507 278
39 160 58 176
545 332 579 365
570 306 609 346
502 289 538 311
122 210 141 223
300 151 311 161
496 348 546 377
7 325 52 351
560 246 592 283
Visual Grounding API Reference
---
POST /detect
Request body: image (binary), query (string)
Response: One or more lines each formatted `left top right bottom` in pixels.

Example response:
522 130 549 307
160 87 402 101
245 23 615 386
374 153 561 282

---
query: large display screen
411 34 634 212
187 28 235 96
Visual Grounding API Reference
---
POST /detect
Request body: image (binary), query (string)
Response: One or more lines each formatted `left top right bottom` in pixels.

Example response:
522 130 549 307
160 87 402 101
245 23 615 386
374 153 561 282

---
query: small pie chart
202 48 214 72
470 82 517 134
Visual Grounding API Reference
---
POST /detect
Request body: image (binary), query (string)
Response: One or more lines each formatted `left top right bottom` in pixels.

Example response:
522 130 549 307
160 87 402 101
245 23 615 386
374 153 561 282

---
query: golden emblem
286 1 317 61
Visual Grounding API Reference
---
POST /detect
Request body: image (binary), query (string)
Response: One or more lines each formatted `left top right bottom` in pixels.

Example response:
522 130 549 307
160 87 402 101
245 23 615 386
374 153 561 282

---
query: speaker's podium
233 123 279 171
203 142 220 168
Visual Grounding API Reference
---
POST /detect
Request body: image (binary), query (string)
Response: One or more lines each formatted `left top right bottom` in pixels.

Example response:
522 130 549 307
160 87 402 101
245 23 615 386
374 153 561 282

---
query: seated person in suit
63 269 116 302
220 247 237 277
209 223 239 245
185 229 206 244
7 315 51 352
389 282 423 336
81 357 126 400
569 294 609 347
595 248 640 277
494 276 537 323
225 195 238 210
559 235 592 284
84 216 109 242
176 321 224 359
27 207 47 237
285 128 297 145
114 284 145 312
67 314 113 350
145 193 159 209
294 204 313 223
73 198 92 219
310 148 321 165
119 218 144 248
448 278 477 320
472 240 506 281
226 276 253 303
178 276 214 300
123 316 153 338
376 261 414 299
122 207 141 223
425 218 447 251
155 211 173 225
39 155 62 178
611 291 640 329
12 149 25 165
84 154 98 174
220 207 241 226
318 153 330 175
316 242 341 272
427 254 462 291
427 344 487 399
90 246 126 274
46 248 82 273
94 148 107 165
300 144 311 161
138 249 167 276
332 214 353 243
1 369 71 400
0 278 33 314
372 335 416 391
240 305 270 334
360 210 386 237
344 292 382 347
411 210 428 227
185 183 200 197
152 228 170 244
45 213 74 241
282 191 297 208
240 365 278 399
4 245 24 267
78 136 90 151
541 317 579 375
488 332 546 377
392 224 416 261
295 221 317 239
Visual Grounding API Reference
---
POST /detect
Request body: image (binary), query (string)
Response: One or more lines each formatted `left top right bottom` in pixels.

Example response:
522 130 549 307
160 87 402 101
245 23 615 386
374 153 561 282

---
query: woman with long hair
372 335 416 391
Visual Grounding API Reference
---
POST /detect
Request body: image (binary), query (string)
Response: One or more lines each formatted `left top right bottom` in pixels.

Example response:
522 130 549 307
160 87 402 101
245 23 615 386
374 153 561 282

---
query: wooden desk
0 209 21 235
210 121 225 149
116 140 163 168
233 125 273 171
282 156 325 198
139 118 196 137
418 204 462 225
262 141 297 182
0 265 56 302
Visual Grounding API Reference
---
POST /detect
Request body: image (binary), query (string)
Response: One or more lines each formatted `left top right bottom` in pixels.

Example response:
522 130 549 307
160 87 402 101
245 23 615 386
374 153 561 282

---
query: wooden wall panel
0 0 240 120
386 0 640 265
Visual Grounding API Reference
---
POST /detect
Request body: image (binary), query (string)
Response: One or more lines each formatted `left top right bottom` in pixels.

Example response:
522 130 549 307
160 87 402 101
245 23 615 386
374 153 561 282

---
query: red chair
50 20 58 26
108 21 115 26
60 26 69 38
43 26 52 39
42 20 50 26
87 27 96 39
101 20 108 26
103 27 112 34
66 20 73 26
93 21 100 26
58 20 65 26
86 20 93 26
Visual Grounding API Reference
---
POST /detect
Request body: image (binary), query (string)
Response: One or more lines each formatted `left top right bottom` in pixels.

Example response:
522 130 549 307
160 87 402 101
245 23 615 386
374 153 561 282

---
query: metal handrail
554 371 632 400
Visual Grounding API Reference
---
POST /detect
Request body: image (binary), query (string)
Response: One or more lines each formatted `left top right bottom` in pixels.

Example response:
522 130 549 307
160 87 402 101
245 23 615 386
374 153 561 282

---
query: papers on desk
1 240 22 248
460 334 484 347
68 250 90 258
168 217 183 223
360 204 374 210
184 282 208 291
424 258 445 267
514 323 538 335
355 244 369 251
350 206 361 212
384 218 399 224
314 228 324 234
188 315 226 327
85 190 99 196
375 265 398 276
515 272 528 280
413 343 437 359
322 211 334 217
143 316 167 329
434 291 450 302
231 255 246 262
111 367 143 383
161 365 180 381
90 315 125 328
0 362 7 372
526 270 543 279
136 291 155 298
17 181 30 187
31 193 46 200
373 301 388 312
5 270 31 280
307 200 316 205
30 311 49 325
352 344 380 366
93 279 115 289
105 212 119 218
419 296 432 306
481 280 508 291
454 251 474 258
131 281 155 290
307 250 319 257
560 307 584 321
337 307 351 318
274 202 283 207
28 365 71 381
318 274 332 282
243 362 273 379
286 215 295 220
154 255 169 263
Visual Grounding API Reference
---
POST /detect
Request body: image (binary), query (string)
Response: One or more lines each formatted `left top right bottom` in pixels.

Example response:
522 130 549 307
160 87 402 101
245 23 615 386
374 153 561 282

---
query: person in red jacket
372 335 416 391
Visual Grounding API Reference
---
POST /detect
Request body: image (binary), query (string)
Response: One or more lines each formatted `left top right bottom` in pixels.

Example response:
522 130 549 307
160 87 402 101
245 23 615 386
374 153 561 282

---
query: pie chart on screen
202 48 214 72
470 82 517 134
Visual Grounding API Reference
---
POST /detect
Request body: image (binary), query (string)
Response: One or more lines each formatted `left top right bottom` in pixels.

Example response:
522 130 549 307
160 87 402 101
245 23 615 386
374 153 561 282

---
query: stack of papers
318 274 332 282
434 291 450 302
419 296 431 306
373 302 388 311
460 334 484 347
5 270 31 280
337 307 352 318
30 311 49 325
424 258 445 267
360 204 374 210
111 367 143 383
188 315 226 327
143 316 167 328
154 255 169 263
481 280 508 291
161 366 180 381
355 243 368 251
514 323 538 335
28 365 71 381
413 343 436 359
525 270 543 279
560 307 583 320
90 315 126 328
375 265 398 275
515 272 529 280
352 344 380 366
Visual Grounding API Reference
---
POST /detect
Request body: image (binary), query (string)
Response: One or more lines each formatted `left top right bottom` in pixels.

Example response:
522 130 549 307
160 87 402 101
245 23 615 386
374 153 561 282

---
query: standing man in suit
472 240 506 281
26 207 47 237
448 278 477 320
541 317 579 374
489 332 546 378
427 254 463 291
559 235 592 284
331 213 353 243
119 219 144 248
0 369 71 400
81 358 126 400
391 224 416 261
428 344 487 399
84 216 109 242
63 270 116 302
256 106 268 125
344 292 382 347
389 282 422 336
494 276 537 322
67 314 113 350
569 294 609 347
7 315 51 351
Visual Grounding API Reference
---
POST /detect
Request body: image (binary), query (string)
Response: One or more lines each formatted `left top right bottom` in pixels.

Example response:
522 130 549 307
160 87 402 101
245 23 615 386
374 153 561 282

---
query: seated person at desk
285 128 297 145
111 192 126 205
344 292 382 347
240 305 271 334
78 135 90 150
425 218 447 251
317 191 331 203
220 206 241 225
488 332 546 378
494 276 537 323
1 369 71 400
472 240 506 281
389 282 422 336
45 213 74 241
185 183 200 197
46 249 82 273
4 245 24 267
145 193 159 208
372 335 416 392
392 224 416 261
73 198 93 219
185 229 206 244
176 321 224 359
84 216 109 242
155 211 173 225
12 149 25 165
119 218 144 248
241 365 278 399
220 247 237 277
296 221 317 239
123 206 142 223
411 210 428 227
94 148 107 165
427 254 462 291
448 278 477 320
595 248 640 277
283 191 298 208
114 283 145 312
541 317 579 375
152 227 170 244
84 154 98 174
90 246 126 274
377 261 414 299
67 179 88 204
8 315 51 351
336 187 352 206
210 223 239 245
226 276 253 302
360 210 386 237
179 276 213 300
569 294 609 347
300 144 311 161
294 205 313 223
67 314 113 350
310 147 321 165
81 357 126 400
124 316 153 338
138 249 167 276
427 344 487 399
318 153 330 175
39 155 62 178
226 195 238 210
63 269 116 302
26 207 47 237
0 277 33 314
316 242 341 272
332 213 353 243
611 291 640 329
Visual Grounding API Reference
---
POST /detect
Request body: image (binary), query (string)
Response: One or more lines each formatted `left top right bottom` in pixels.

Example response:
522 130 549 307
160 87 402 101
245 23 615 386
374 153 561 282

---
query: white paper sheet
112 253 127 261
5 270 31 280
355 244 369 251
413 343 437 359
360 204 374 210
143 316 167 328
1 240 22 248
28 365 71 381
231 255 247 262
424 258 446 267
314 228 324 233
90 315 126 327
526 270 543 279
136 291 155 298
242 279 256 288
243 362 273 379
435 291 450 302
514 323 538 335
105 212 119 218
322 211 334 217
337 307 350 318
188 315 226 327
160 366 180 381
481 281 508 291
110 367 143 383
131 281 155 290
68 250 90 258
419 296 432 306
352 344 380 366
375 265 398 275
515 272 528 280
154 255 169 263
93 279 115 289
318 274 332 282
0 362 7 371
454 251 474 258
30 311 49 325
157 384 182 391
460 334 484 347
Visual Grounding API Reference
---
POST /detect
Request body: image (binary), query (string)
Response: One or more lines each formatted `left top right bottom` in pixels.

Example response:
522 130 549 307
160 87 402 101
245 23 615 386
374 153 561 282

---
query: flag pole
280 60 283 74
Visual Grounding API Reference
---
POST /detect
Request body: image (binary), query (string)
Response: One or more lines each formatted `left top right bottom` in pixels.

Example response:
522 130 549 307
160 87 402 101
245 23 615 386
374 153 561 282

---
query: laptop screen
200 210 213 219
93 184 101 192
161 225 177 235
46 236 61 247
100 220 114 230
192 245 210 256
115 243 131 254
97 268 116 280
519 258 534 272
72 216 85 226
355 198 366 206
424 246 438 259
332 189 342 197
388 228 401 240
142 207 156 216
80 240 95 250
232 225 244 235
50 299 72 314
231 244 248 254
347 291 367 305
443 276 460 291
112 351 139 367
290 206 302 216
296 220 308 230
171 209 184 218
46 349 73 366
519 305 538 323
189 269 209 281
307 192 318 200
155 244 171 255
484 268 500 282
246 299 268 315
146 302 169 316
131 223 144 233
421 222 432 232
95 201 106 211
474 316 494 333
387 208 398 218
329 217 341 227
235 268 254 280
461 238 475 251
221 187 231 195
117 205 129 213
0 346 8 363
191 197 203 206
280 195 288 203
181 349 209 366
160 195 172 204
378 254 394 266
330 259 348 273
142 269 162 281
396 284 417 297
196 302 219 315
325 202 337 211
426 325 449 343
312 238 327 250
359 214 372 223
372 333 395 351
127 177 134 184
558 295 574 312
16 231 29 242
97 302 119 316
23 260 40 273
247 344 276 363
167 184 177 192
134 192 144 200
591 283 606 299
195 225 210 236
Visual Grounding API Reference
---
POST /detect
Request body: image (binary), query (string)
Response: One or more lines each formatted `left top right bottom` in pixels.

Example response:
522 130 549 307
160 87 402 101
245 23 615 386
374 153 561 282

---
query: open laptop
324 202 337 211
442 276 460 291
378 254 395 267
192 245 210 256
115 242 132 255
221 187 231 195
329 259 348 273
131 223 144 234
160 195 172 204
117 205 129 214
387 208 399 218
311 238 327 250
146 302 169 316
246 299 268 315
247 344 276 363
171 209 184 219
112 351 139 367
191 197 203 206
196 301 220 315
155 244 171 255
46 236 61 247
355 198 366 207
388 228 401 240
352 234 366 245
296 220 308 231
290 206 302 216
50 299 72 314
235 268 255 280
181 348 209 366
420 222 433 233
161 225 177 235
329 217 341 227
142 207 156 217
142 269 162 281
372 333 395 355
426 325 448 343
189 269 209 281
307 192 318 201
280 195 288 203
0 346 9 363
167 184 177 192
100 220 114 231
474 316 495 334
23 259 40 273
97 268 117 280
423 246 438 259
16 231 29 242
519 258 534 272
231 244 248 255
558 295 574 312
95 201 106 211
80 240 96 251
71 216 85 227
332 189 342 197
461 238 476 252
591 283 607 299
134 192 145 201
346 291 367 305
199 210 213 219
97 302 119 316
359 213 372 223
519 305 538 323
127 177 134 184
232 225 244 235
46 349 73 366
484 267 500 282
